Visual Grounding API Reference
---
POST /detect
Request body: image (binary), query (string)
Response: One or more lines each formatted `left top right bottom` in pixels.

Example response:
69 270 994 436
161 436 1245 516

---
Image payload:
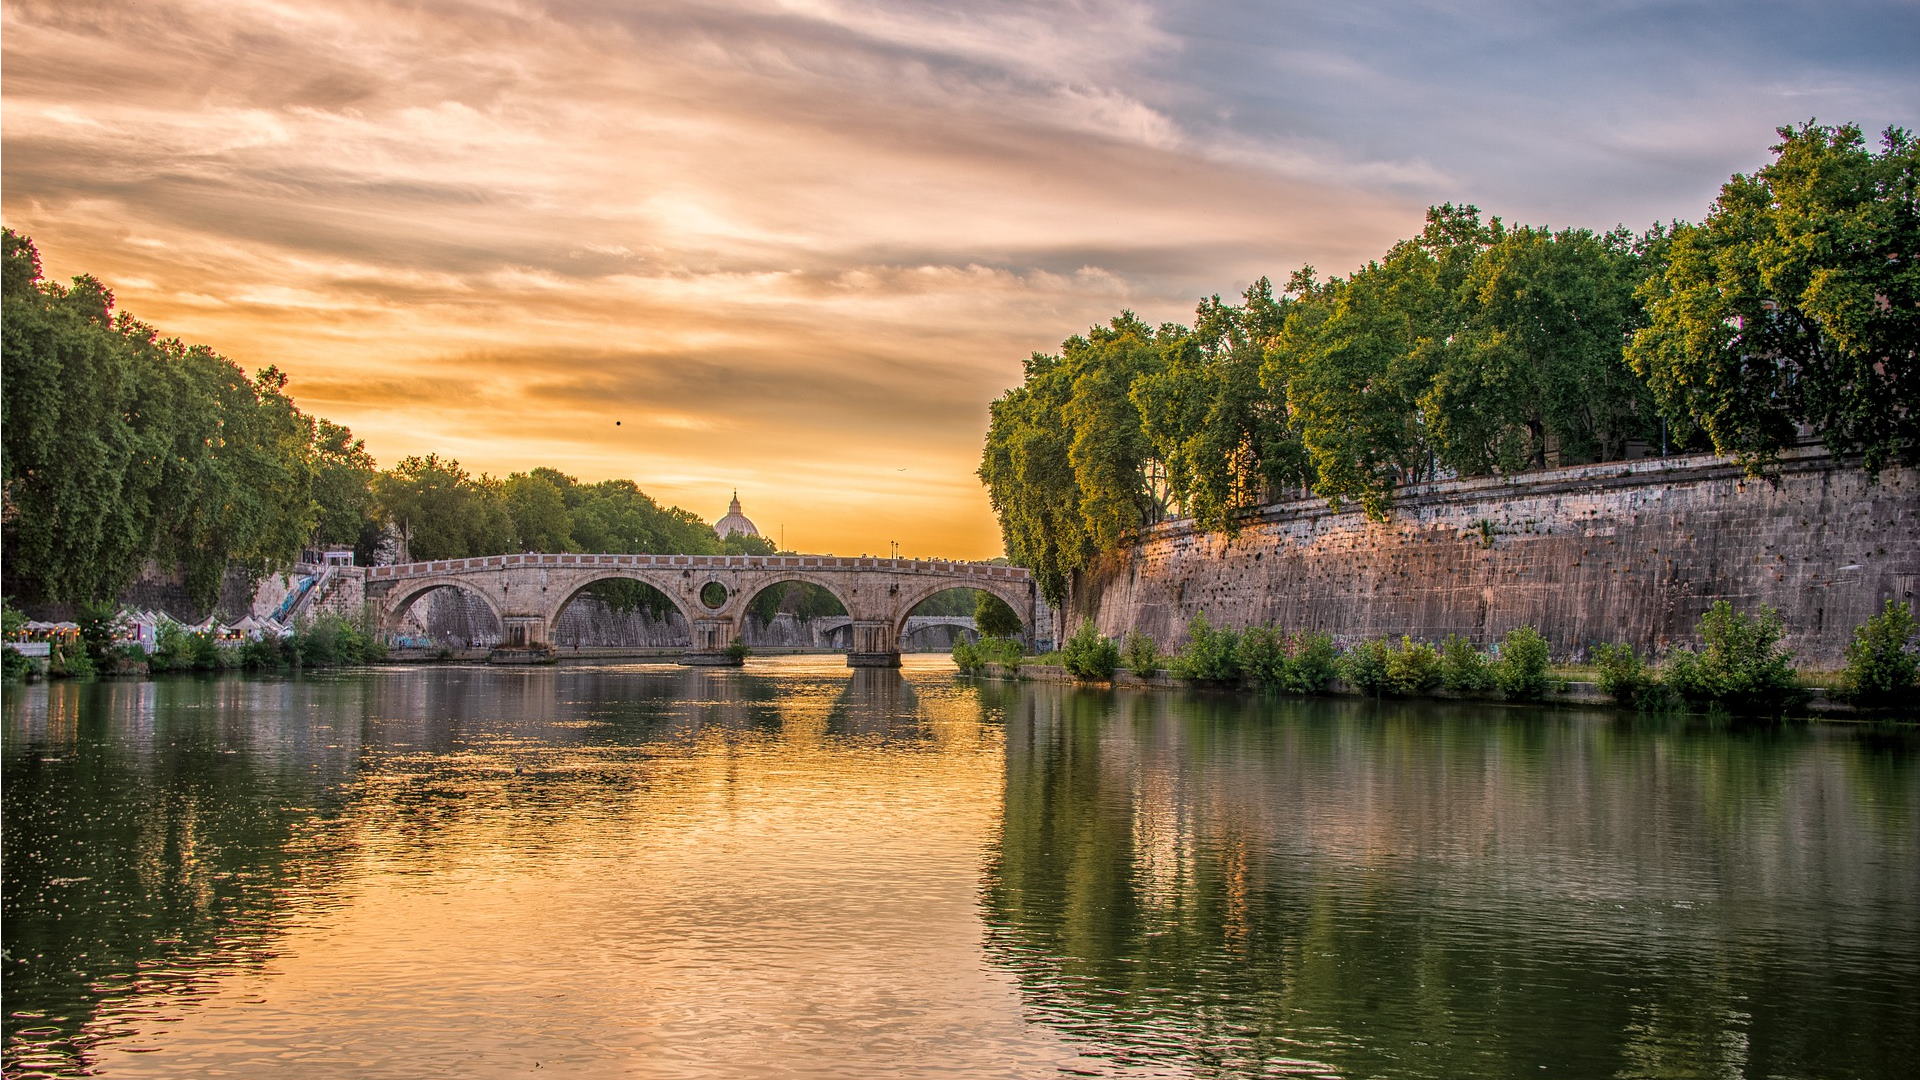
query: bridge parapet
368 553 1031 583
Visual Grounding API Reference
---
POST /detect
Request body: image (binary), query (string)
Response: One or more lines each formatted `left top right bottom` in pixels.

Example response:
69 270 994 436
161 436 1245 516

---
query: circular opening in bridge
899 588 1023 653
740 580 849 650
699 581 729 610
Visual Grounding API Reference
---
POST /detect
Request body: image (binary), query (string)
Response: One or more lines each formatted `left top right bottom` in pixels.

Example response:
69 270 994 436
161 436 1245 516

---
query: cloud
6 0 1914 556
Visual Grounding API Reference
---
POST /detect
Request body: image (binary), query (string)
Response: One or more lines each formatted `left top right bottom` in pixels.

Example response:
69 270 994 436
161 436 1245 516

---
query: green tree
1628 123 1920 475
504 471 574 552
373 455 512 561
310 419 377 550
975 591 1023 638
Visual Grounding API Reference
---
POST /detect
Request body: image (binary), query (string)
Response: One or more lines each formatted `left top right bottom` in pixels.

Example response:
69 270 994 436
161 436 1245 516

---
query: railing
367 553 1031 582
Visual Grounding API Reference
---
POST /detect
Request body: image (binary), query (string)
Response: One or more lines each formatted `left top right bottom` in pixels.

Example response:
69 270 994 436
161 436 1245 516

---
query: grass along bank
954 601 1919 719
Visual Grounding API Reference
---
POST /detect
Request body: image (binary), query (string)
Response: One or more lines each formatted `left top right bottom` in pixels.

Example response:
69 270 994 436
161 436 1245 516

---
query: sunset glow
6 0 1912 556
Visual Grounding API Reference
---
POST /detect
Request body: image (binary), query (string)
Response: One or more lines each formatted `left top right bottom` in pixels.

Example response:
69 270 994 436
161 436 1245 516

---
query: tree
504 471 574 552
975 591 1023 638
373 455 511 561
1629 123 1920 475
311 419 377 549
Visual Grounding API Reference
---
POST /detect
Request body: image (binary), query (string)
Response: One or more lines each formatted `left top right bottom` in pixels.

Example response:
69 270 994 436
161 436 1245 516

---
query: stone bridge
814 615 979 650
364 552 1046 666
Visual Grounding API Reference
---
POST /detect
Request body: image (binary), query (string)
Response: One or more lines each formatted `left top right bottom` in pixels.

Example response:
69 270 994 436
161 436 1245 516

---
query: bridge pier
846 620 901 668
681 616 744 666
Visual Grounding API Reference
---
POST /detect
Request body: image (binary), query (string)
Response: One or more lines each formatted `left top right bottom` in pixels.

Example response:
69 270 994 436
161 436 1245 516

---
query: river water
3 657 1916 1079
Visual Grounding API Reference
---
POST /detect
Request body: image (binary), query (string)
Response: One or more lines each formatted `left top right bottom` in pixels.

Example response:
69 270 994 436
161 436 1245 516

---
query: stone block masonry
1071 448 1917 667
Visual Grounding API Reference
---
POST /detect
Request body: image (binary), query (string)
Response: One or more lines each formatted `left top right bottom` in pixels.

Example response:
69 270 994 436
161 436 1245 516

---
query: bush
1282 631 1339 694
3 645 33 681
1169 614 1241 681
724 638 751 661
240 636 288 670
1439 634 1495 693
291 613 385 668
977 636 1024 671
1384 637 1442 695
48 644 97 679
1341 638 1391 694
1591 642 1652 705
1061 619 1119 681
1494 626 1552 700
1237 626 1286 688
952 639 981 673
1661 602 1798 711
149 621 192 672
1121 630 1159 676
1841 600 1919 706
77 602 124 667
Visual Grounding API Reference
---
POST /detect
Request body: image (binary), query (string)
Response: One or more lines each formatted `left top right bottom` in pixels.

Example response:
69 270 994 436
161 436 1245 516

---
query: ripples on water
4 659 1916 1079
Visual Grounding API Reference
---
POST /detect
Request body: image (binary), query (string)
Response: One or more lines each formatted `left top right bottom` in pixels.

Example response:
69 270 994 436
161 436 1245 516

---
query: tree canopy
982 124 1910 604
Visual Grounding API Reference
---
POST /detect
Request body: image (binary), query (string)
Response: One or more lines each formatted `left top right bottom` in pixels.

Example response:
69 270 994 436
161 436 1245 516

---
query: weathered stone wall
1071 449 1918 667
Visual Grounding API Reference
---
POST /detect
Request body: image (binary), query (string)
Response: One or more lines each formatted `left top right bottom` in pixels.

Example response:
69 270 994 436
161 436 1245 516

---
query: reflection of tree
2 679 364 1076
981 684 1920 1079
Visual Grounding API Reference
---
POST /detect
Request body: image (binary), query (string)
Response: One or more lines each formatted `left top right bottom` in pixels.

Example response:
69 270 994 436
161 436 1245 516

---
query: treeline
1 230 767 610
980 123 1918 604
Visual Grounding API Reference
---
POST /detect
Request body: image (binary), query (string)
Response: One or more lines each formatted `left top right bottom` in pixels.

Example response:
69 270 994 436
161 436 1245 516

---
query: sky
4 0 1915 559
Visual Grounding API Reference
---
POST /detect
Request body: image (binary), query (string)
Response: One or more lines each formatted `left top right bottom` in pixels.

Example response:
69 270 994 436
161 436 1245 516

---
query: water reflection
4 664 1916 1079
980 682 1920 1079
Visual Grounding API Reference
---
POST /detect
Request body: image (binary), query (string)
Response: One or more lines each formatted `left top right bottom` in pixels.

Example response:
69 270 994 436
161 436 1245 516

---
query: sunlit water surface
4 657 1916 1079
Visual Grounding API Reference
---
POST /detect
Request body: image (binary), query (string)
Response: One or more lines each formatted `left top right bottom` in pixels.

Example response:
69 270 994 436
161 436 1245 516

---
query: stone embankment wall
1071 449 1917 667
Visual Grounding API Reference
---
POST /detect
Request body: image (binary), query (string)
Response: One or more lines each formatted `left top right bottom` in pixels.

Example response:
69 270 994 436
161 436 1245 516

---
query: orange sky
7 1 1907 557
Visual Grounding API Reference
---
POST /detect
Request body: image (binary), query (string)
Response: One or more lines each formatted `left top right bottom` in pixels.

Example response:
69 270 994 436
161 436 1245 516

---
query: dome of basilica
714 491 759 539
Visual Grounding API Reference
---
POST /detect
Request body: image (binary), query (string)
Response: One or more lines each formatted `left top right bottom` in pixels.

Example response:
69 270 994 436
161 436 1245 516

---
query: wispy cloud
5 0 1914 555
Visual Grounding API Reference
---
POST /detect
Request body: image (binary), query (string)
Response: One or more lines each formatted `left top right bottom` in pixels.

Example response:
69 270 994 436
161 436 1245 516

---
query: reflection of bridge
365 553 1048 666
813 616 979 651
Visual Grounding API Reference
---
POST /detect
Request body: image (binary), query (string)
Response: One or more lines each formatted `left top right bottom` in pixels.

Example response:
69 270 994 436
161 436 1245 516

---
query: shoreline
965 662 1901 723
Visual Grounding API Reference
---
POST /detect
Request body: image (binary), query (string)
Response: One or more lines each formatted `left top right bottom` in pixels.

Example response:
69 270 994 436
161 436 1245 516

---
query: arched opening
739 579 849 651
897 587 1021 652
550 577 691 652
389 583 504 650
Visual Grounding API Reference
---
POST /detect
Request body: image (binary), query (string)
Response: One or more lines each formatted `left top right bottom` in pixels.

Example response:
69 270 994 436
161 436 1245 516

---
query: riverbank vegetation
960 601 1919 715
2 230 779 615
979 124 1918 605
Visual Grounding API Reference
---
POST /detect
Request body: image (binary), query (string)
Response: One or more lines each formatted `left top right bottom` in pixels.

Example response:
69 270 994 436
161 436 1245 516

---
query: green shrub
1341 638 1391 694
1494 626 1552 700
239 636 287 670
952 639 981 673
149 621 191 673
724 638 751 661
1061 619 1119 681
1282 631 1339 693
1121 630 1159 675
1661 602 1798 711
1841 600 1919 706
1439 634 1495 693
1169 614 1241 681
1384 637 1442 695
187 630 223 670
1236 626 1286 688
1591 642 1652 705
977 636 1025 672
77 602 124 667
48 644 96 679
292 613 384 668
3 645 33 681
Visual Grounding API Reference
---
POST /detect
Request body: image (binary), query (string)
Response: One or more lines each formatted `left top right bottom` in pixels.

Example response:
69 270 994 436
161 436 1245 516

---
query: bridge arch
735 576 851 648
891 578 1031 644
544 571 695 634
722 571 860 626
384 577 506 644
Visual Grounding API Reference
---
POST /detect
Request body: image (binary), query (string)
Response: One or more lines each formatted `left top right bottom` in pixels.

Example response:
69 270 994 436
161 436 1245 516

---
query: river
4 657 1915 1079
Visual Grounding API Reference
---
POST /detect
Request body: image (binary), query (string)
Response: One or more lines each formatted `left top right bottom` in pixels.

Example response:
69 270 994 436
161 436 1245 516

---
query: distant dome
714 491 759 539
